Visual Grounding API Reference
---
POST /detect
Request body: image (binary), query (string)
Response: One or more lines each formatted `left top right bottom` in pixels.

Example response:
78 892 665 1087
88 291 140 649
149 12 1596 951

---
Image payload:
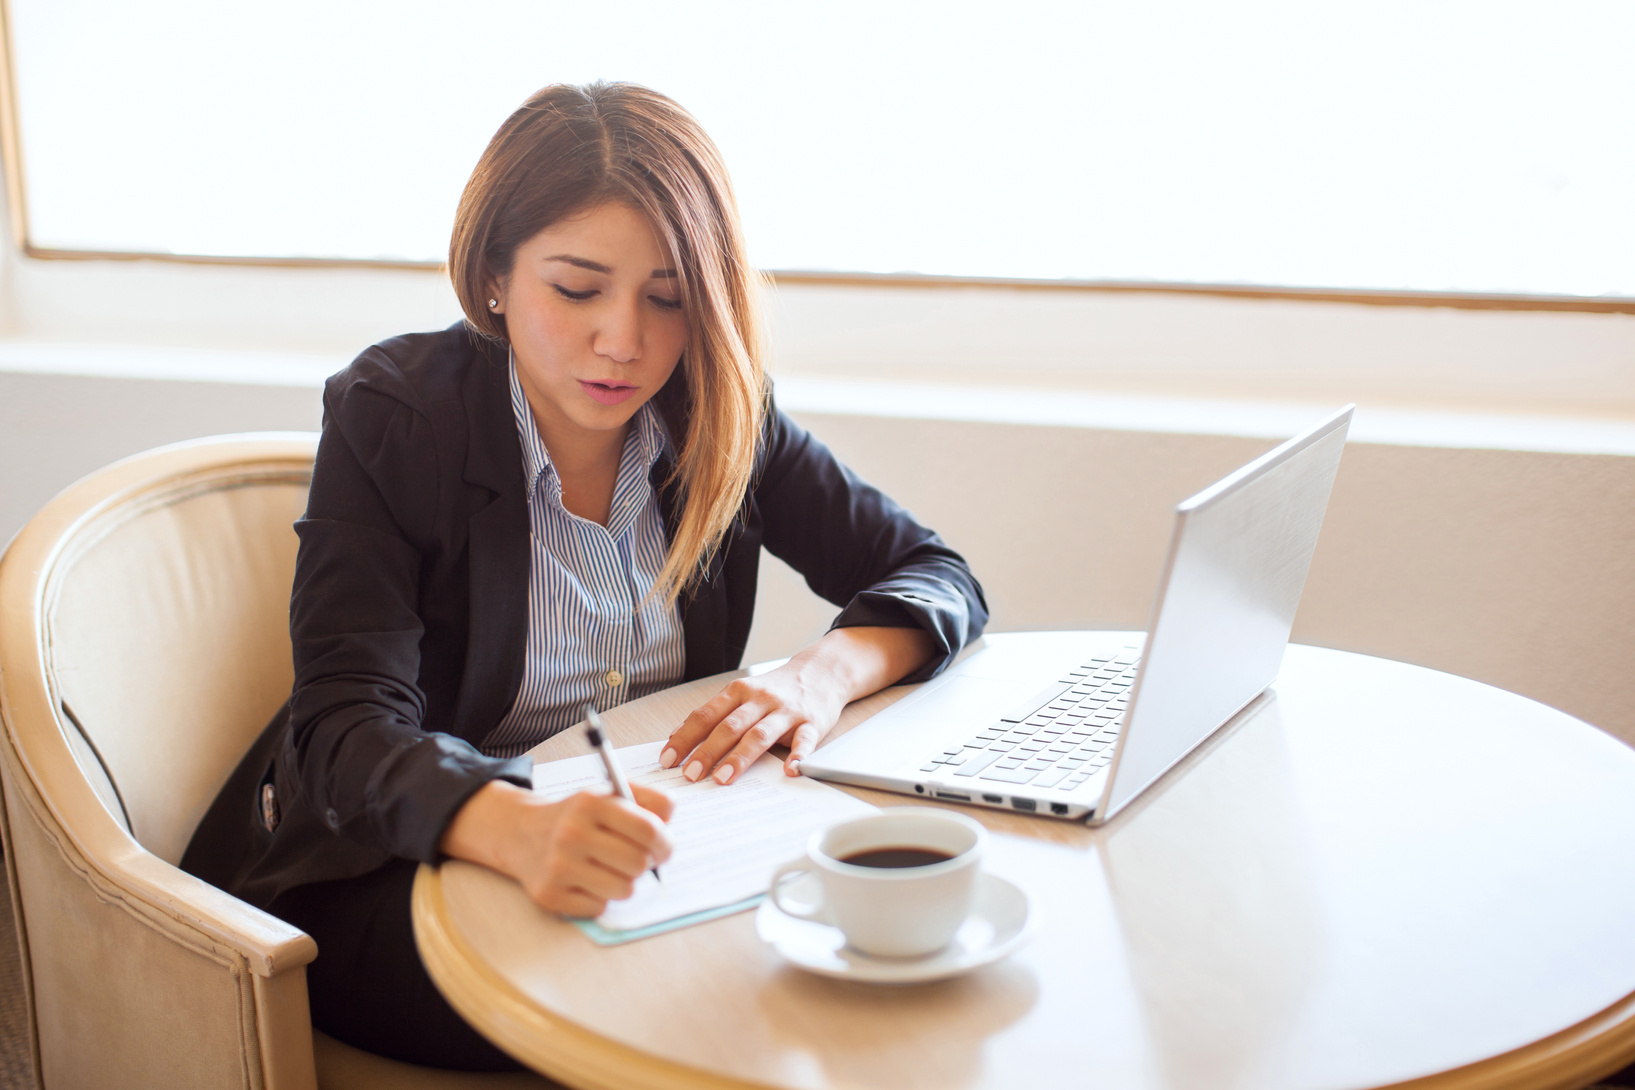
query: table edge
414 861 1635 1090
413 862 775 1090
1384 991 1635 1090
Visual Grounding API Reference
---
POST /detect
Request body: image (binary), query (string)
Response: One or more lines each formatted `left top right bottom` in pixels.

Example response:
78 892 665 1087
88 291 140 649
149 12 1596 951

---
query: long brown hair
450 82 767 599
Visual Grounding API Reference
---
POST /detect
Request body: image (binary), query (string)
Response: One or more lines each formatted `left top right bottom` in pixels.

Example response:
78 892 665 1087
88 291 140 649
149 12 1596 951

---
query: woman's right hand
438 780 674 918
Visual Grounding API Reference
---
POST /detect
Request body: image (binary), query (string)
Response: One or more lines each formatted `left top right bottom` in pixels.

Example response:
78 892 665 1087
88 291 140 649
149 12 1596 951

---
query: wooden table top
413 632 1635 1090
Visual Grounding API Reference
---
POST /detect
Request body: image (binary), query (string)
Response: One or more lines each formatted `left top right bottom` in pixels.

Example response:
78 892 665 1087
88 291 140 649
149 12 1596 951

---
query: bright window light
10 0 1634 296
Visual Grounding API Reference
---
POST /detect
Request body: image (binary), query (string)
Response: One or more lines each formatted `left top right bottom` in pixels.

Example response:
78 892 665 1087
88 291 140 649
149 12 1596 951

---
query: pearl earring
487 298 499 309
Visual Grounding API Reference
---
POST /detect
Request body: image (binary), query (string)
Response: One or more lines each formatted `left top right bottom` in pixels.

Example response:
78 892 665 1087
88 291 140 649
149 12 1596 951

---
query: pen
582 703 662 883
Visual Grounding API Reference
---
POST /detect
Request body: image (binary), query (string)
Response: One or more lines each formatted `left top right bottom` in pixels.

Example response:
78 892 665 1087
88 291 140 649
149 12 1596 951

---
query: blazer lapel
452 343 530 740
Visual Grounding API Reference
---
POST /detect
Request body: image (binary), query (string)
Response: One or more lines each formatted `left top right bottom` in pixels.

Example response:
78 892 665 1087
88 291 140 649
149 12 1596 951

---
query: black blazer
185 325 987 909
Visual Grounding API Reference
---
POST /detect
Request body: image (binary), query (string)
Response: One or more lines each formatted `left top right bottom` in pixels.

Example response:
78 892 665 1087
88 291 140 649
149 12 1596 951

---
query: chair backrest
0 434 322 1090
39 441 311 863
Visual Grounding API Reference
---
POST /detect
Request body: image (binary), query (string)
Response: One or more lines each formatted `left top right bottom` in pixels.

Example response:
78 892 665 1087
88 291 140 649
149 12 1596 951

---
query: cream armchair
0 434 552 1089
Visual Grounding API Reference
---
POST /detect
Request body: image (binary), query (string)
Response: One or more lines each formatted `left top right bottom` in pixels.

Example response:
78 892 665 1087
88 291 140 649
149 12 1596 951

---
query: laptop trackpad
892 676 1032 724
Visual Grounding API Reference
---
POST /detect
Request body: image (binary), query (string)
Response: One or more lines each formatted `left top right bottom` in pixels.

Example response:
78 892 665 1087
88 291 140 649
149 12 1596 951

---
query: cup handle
770 860 831 923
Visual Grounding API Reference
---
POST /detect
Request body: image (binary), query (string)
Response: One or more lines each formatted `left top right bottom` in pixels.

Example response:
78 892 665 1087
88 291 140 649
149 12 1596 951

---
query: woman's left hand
660 625 935 784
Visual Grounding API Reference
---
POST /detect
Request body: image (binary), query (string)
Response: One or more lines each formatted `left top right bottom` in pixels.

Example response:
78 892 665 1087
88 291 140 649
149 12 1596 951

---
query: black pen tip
586 725 603 747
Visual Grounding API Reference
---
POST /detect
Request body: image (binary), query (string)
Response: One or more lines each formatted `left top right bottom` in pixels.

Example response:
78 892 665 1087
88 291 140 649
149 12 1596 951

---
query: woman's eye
649 295 684 311
552 284 597 302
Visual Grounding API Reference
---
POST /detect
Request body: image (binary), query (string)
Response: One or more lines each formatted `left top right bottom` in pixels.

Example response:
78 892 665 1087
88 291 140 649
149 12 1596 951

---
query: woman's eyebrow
544 254 612 274
544 254 678 279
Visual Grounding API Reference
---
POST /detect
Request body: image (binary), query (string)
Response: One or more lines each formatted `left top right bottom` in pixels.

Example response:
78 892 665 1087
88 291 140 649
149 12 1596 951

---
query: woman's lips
580 380 639 406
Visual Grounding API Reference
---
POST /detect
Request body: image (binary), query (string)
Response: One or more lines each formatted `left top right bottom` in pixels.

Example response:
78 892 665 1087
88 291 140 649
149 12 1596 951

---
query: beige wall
0 372 320 550
768 283 1635 420
745 412 1635 747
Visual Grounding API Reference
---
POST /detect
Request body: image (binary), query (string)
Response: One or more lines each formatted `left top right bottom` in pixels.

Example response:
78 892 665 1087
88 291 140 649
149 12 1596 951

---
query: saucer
756 871 1031 984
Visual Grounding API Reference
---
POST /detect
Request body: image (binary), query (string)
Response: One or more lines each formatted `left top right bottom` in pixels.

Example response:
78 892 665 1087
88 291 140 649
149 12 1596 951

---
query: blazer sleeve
283 376 531 864
753 398 988 683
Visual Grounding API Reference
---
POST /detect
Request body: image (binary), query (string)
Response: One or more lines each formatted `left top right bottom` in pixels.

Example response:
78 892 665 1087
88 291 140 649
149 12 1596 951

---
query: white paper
531 740 876 932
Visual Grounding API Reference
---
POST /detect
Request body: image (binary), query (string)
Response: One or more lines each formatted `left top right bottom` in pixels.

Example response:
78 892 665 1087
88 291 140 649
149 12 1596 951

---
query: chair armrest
0 721 315 977
122 851 317 977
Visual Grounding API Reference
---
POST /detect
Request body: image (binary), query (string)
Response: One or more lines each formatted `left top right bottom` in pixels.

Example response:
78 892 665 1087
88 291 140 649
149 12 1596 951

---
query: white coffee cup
769 807 987 958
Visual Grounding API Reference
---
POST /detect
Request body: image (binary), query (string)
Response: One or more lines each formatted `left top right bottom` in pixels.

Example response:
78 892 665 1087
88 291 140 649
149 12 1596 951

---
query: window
9 0 1633 298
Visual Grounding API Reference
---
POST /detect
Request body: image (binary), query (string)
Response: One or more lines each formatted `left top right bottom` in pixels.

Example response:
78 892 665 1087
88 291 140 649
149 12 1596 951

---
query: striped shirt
479 360 686 758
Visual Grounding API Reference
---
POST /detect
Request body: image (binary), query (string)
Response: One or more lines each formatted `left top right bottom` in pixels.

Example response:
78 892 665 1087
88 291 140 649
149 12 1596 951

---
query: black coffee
838 846 955 869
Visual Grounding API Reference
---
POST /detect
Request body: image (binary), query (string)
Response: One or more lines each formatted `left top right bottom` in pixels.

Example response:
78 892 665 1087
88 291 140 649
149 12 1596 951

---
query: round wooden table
413 632 1635 1090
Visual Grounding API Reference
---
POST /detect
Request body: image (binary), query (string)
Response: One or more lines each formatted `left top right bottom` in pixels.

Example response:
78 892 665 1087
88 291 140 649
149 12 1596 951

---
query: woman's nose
593 297 642 364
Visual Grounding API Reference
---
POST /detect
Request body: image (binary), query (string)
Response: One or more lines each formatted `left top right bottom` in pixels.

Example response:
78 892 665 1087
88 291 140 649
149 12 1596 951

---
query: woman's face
491 201 688 453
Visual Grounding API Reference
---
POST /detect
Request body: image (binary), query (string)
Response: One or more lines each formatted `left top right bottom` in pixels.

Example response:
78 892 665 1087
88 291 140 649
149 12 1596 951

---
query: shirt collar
507 353 670 501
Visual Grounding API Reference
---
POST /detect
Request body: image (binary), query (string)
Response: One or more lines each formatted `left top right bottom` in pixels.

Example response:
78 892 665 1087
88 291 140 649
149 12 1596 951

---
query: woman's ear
484 278 506 315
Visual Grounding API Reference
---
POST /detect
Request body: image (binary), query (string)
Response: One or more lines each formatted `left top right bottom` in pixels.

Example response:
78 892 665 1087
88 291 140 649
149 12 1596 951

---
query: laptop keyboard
919 649 1141 792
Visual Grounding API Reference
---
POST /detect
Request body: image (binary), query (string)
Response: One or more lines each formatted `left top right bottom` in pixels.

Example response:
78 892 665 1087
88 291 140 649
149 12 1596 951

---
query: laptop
800 405 1354 824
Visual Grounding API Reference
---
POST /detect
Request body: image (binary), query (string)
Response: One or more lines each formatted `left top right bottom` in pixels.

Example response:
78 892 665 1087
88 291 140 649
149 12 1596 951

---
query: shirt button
605 669 624 688
324 808 339 831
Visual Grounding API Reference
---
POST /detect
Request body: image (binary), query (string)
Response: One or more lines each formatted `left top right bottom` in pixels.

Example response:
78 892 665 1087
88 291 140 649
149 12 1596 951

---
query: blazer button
605 669 624 688
325 808 340 831
260 783 280 833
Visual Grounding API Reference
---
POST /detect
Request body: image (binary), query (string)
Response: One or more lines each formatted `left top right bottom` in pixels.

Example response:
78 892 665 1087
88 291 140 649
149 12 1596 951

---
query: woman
184 81 986 1071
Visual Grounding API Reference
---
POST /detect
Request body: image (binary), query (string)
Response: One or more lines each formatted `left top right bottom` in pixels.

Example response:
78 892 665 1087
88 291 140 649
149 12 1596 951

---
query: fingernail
786 759 801 776
684 761 703 782
660 747 677 768
713 764 735 785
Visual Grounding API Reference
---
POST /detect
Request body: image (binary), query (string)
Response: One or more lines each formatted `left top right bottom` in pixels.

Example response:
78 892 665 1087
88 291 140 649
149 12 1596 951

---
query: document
532 740 876 942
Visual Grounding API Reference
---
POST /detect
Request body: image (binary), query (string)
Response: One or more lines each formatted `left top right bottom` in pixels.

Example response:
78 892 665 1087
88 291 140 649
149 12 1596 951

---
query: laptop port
982 794 1003 804
934 791 970 801
1011 797 1036 812
1050 802 1069 815
913 784 924 793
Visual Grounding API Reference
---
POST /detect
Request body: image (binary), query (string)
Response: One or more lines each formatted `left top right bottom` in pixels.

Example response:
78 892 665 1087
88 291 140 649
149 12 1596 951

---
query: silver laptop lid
1096 405 1353 822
